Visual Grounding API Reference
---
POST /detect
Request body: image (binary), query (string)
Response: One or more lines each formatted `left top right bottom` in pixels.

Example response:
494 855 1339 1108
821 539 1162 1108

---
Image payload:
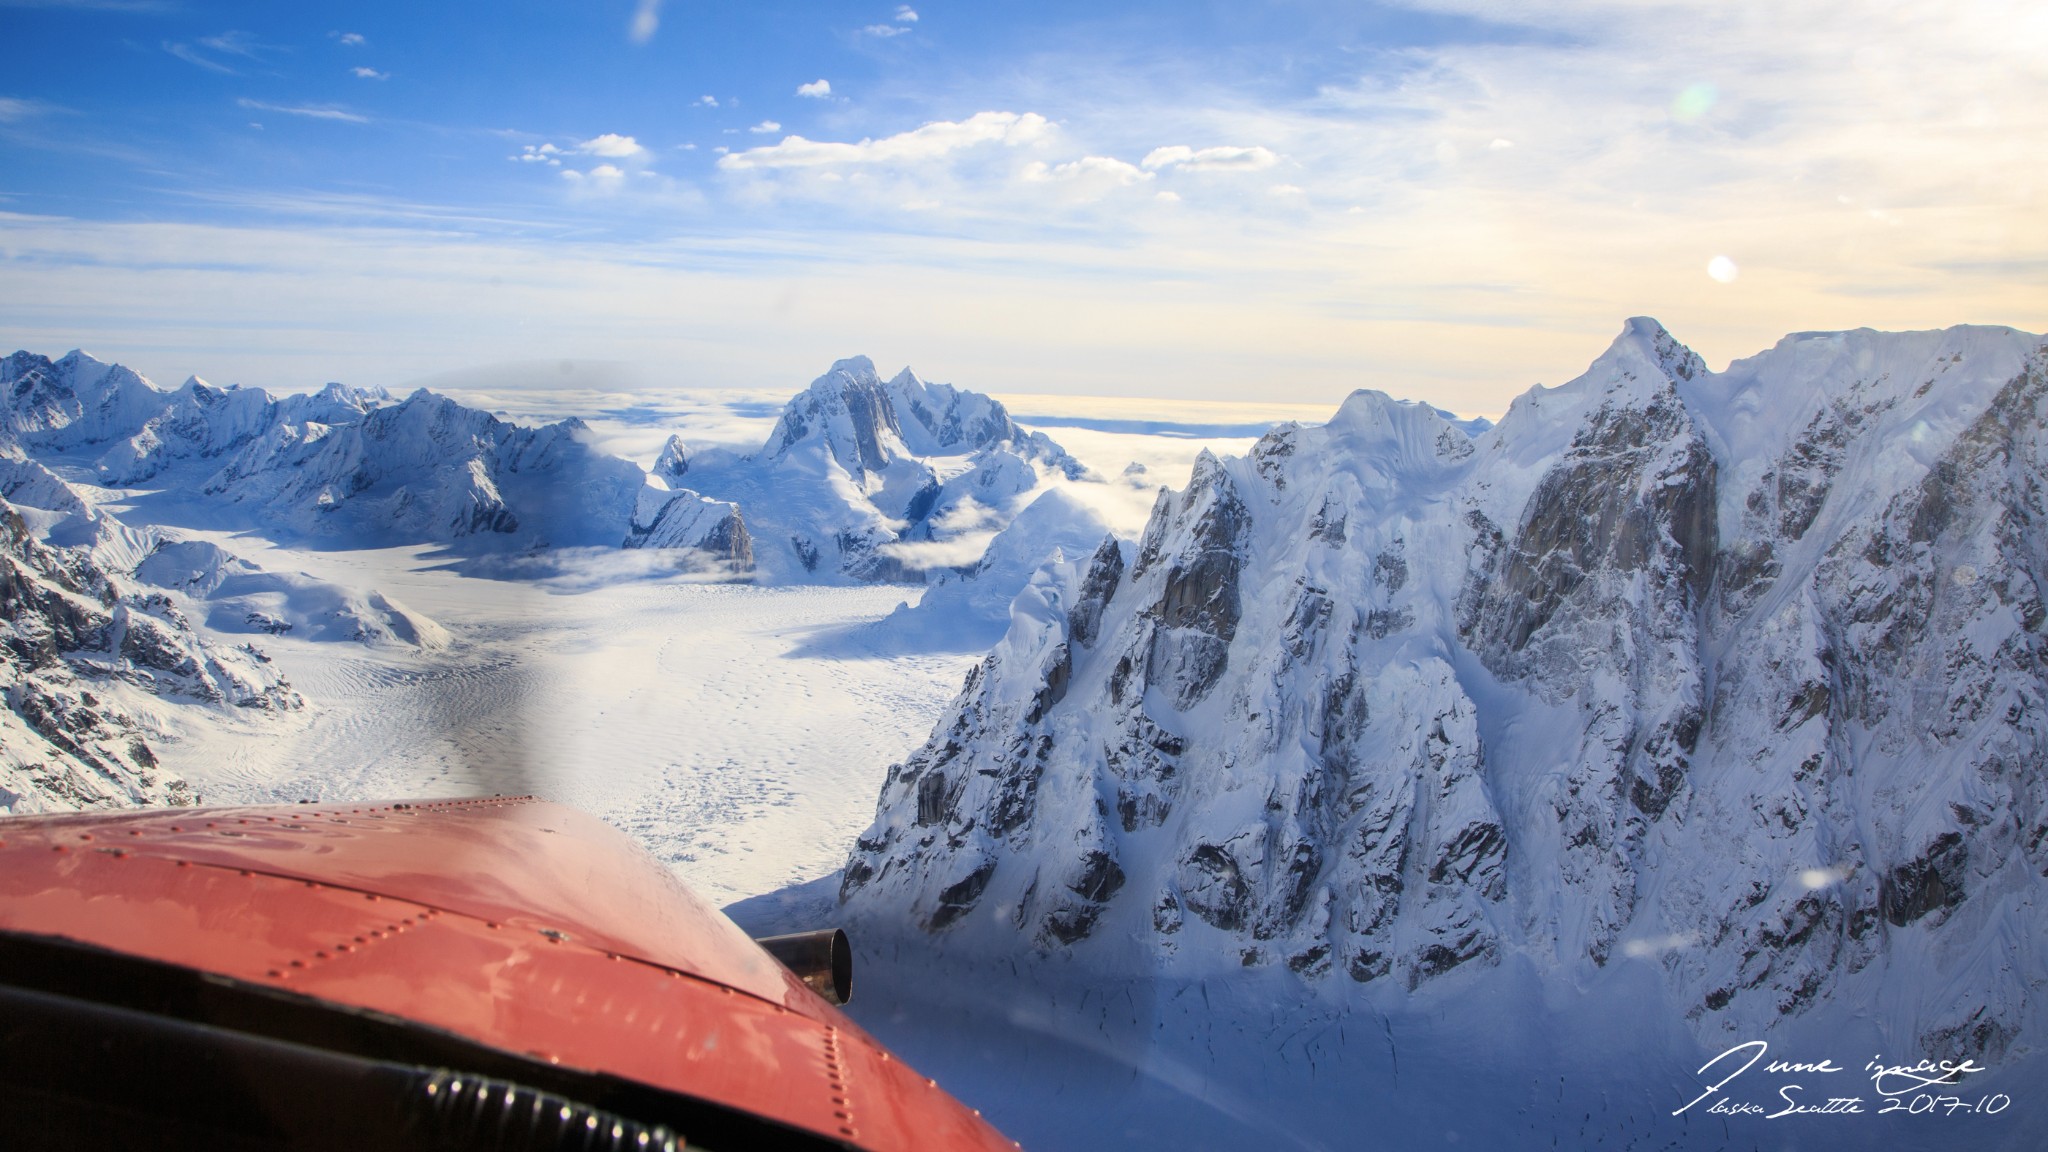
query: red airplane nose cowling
0 797 1018 1152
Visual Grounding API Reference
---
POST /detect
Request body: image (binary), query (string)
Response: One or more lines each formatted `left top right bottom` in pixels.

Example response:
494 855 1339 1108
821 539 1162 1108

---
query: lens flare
1671 82 1718 122
1707 255 1739 283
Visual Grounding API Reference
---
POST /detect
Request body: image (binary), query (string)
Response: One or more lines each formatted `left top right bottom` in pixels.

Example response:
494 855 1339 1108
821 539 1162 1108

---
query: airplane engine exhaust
752 929 852 1006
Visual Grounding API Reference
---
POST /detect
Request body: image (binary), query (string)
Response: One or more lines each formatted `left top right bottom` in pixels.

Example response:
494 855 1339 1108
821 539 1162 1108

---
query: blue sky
2 0 2042 411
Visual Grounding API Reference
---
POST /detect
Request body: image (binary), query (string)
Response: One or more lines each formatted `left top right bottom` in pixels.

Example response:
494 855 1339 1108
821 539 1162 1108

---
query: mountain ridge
841 318 2048 1065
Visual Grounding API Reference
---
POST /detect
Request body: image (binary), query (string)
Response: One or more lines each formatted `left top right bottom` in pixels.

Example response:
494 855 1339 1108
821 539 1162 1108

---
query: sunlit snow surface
128 384 1311 907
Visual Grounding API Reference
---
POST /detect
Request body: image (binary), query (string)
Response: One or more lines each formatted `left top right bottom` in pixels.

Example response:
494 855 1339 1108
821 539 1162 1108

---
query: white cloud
337 32 365 47
562 164 626 191
1489 138 1514 150
629 0 661 44
513 144 563 167
750 120 782 134
719 111 1050 170
1141 144 1279 172
577 133 646 158
351 67 388 80
695 95 719 108
235 98 368 124
1022 156 1152 186
797 79 832 99
894 5 918 20
864 24 910 37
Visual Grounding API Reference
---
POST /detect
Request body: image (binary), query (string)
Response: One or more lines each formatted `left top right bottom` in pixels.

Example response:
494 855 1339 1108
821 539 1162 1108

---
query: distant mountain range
0 346 1105 811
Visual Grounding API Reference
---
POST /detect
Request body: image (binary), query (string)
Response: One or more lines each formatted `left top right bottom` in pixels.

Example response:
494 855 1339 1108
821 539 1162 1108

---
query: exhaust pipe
752 929 852 1006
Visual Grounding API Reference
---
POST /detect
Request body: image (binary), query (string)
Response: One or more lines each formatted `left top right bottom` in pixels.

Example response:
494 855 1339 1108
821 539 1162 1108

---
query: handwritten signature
1673 1041 2006 1120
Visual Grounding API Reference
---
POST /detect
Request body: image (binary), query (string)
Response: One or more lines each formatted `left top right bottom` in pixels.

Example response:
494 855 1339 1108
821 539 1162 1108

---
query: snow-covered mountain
841 318 2048 1064
0 488 307 813
878 488 1113 652
0 350 749 564
678 357 1085 583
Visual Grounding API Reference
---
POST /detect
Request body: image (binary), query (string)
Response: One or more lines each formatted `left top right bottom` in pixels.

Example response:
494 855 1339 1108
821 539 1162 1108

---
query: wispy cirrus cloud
163 40 236 73
350 66 388 80
163 30 280 74
235 98 367 123
0 97 56 123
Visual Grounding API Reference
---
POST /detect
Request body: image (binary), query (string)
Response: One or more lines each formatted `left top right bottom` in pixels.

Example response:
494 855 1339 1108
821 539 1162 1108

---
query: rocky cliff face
842 319 2048 1059
0 494 303 814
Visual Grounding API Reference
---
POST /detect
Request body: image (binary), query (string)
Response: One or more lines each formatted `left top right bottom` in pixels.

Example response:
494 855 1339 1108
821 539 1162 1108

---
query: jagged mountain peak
823 355 882 382
844 319 2048 1065
1317 389 1475 480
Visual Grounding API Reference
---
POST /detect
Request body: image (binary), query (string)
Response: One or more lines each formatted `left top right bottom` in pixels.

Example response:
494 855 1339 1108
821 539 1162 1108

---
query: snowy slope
841 318 2048 1082
678 357 1086 583
878 487 1115 652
